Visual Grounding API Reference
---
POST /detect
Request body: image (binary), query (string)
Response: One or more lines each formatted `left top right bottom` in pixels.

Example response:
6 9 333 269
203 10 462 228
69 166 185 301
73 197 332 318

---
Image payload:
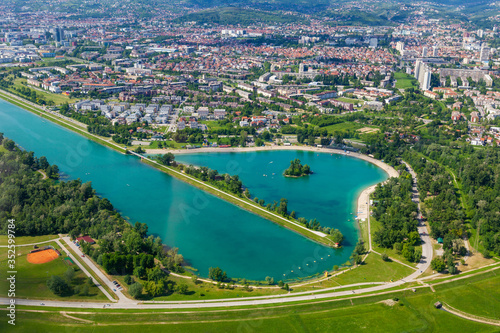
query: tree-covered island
284 159 312 177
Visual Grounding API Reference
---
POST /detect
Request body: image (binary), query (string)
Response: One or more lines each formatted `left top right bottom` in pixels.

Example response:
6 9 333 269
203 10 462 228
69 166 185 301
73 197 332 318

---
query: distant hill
179 0 330 13
173 7 305 25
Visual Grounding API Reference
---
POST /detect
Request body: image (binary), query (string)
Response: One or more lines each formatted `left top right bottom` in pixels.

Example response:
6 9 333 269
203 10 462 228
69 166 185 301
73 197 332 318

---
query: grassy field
394 72 418 90
321 121 365 134
337 97 362 104
147 140 186 149
0 242 106 301
3 270 500 332
10 77 78 105
331 253 415 285
0 234 59 246
433 270 500 320
370 217 420 267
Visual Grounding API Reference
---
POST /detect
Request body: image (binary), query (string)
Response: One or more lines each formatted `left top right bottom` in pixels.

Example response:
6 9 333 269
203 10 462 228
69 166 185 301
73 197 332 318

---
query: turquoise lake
0 99 387 281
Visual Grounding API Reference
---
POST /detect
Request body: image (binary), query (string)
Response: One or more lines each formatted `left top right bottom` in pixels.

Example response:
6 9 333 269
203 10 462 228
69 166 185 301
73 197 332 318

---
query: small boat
127 184 130 186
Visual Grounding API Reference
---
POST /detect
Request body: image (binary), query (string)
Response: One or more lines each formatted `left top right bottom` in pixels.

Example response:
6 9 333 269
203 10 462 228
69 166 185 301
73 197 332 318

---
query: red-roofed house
76 236 96 245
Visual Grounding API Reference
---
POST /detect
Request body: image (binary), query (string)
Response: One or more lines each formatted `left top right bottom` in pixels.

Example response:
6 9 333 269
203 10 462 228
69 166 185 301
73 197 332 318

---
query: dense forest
0 134 128 237
410 144 500 256
372 175 421 263
0 135 190 297
361 120 500 259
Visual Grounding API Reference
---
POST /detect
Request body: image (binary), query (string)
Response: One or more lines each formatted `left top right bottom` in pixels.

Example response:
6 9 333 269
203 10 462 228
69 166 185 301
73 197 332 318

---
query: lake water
0 99 387 281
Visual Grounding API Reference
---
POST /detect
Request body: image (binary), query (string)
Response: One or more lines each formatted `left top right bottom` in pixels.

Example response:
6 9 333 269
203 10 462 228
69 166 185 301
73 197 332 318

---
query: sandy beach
146 145 399 223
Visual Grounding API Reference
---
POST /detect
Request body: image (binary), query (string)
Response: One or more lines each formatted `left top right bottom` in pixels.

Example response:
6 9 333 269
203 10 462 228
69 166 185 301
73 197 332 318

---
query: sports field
0 241 106 301
27 249 59 264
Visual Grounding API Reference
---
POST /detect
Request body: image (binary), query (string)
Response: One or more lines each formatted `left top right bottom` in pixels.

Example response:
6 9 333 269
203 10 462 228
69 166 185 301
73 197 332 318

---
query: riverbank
0 89 127 154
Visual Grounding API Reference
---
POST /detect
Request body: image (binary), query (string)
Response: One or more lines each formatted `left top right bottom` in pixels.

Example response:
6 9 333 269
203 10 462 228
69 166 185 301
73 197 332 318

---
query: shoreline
147 145 399 224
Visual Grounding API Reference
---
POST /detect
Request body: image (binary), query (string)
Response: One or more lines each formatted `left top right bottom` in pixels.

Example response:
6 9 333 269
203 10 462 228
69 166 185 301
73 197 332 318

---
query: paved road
402 160 433 278
60 236 133 303
0 238 58 248
0 279 409 309
54 239 116 302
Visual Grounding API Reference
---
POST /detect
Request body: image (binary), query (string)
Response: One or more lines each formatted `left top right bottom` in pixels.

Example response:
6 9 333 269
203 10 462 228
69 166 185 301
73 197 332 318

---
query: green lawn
0 234 59 246
4 277 498 332
394 72 418 90
332 253 415 285
321 122 365 134
11 78 78 105
434 271 500 320
147 140 186 149
370 217 420 267
337 97 362 104
0 242 106 301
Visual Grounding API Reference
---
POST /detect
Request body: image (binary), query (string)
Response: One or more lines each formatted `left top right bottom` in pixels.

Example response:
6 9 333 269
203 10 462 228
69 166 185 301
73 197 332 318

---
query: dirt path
37 169 48 179
442 303 500 327
61 311 95 324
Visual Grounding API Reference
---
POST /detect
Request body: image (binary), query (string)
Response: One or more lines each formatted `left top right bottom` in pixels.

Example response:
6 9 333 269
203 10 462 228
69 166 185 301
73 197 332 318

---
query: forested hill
173 7 305 26
180 0 330 13
0 133 128 239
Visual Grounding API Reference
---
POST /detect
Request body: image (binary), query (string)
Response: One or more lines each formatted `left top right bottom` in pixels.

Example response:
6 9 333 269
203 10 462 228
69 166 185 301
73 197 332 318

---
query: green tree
431 257 446 272
330 229 344 244
176 283 188 294
133 266 146 280
3 139 15 151
208 267 227 282
38 156 49 169
124 275 133 285
265 276 274 285
47 275 70 296
350 253 362 265
64 267 75 282
80 283 90 296
147 266 166 283
129 282 143 299
402 243 415 262
354 241 366 255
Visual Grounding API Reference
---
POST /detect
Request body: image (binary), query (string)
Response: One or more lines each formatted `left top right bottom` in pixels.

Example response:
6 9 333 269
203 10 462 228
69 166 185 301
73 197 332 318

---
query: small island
284 159 312 177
